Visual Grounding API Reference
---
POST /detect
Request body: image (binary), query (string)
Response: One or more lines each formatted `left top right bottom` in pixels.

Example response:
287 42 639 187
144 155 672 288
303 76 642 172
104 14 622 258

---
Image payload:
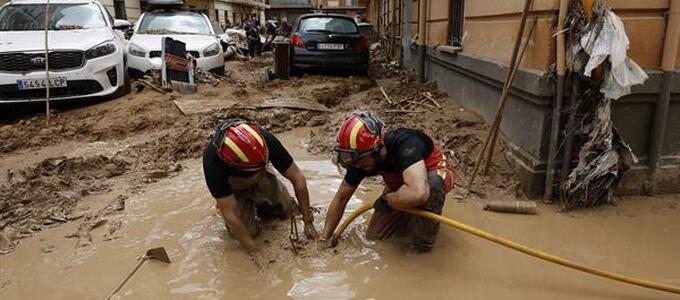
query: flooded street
1 129 679 299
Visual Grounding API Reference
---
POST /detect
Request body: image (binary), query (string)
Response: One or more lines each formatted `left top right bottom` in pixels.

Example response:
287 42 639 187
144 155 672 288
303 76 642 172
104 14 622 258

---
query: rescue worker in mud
320 112 456 253
203 119 318 255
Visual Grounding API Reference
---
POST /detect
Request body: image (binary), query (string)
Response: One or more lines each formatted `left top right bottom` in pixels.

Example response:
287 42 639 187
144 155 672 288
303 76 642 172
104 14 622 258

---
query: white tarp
579 11 649 100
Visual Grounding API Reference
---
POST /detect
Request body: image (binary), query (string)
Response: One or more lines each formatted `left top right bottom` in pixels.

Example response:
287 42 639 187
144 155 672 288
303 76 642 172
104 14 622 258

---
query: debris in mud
41 245 57 254
103 219 123 241
257 97 332 112
0 155 127 246
195 68 221 85
0 227 17 254
66 196 125 248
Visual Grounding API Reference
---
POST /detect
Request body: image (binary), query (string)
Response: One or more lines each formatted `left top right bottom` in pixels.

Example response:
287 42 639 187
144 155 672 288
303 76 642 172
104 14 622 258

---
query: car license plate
17 77 68 90
318 43 344 50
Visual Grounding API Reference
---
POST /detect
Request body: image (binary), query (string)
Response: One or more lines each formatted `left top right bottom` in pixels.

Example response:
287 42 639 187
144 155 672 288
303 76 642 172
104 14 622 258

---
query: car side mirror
113 19 132 30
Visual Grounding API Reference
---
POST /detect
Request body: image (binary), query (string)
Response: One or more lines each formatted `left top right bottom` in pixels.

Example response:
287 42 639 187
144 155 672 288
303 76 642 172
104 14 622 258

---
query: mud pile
0 155 127 240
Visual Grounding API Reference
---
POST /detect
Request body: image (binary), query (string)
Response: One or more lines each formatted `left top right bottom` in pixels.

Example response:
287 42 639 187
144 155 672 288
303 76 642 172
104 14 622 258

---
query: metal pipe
543 0 570 201
648 0 680 194
417 0 427 82
560 80 579 187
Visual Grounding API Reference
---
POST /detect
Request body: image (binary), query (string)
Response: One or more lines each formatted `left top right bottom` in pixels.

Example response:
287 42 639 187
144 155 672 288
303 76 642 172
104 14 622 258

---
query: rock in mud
0 227 17 254
41 245 57 254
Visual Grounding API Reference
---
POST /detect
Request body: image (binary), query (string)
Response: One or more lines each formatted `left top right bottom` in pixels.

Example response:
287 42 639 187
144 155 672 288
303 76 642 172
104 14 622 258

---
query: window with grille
448 0 464 46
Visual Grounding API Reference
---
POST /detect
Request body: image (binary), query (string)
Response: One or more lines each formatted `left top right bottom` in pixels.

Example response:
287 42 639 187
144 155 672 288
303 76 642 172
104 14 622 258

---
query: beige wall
101 0 142 22
420 0 672 70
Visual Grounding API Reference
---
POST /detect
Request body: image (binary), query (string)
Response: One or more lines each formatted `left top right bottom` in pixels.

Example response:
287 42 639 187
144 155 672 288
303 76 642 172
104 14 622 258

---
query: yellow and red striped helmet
211 119 268 170
335 112 384 165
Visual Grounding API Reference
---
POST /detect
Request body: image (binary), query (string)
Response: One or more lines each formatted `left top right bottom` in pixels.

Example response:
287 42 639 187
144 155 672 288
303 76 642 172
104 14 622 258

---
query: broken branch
422 92 442 109
380 86 394 105
140 80 166 94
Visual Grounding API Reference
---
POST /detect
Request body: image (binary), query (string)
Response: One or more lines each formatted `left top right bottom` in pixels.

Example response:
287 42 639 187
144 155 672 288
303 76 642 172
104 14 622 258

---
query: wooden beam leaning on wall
468 0 535 188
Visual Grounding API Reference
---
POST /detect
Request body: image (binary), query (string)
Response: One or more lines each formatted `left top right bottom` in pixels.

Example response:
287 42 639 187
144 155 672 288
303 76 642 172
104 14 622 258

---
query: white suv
127 7 225 78
0 0 129 103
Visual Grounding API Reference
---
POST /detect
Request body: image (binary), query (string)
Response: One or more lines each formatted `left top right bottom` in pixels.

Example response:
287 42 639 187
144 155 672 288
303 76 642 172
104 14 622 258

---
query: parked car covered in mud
0 0 130 103
290 14 369 76
126 2 225 78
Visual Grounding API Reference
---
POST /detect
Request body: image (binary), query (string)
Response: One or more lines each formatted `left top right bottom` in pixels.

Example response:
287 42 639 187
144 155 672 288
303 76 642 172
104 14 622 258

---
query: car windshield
0 3 107 31
137 10 211 35
299 17 358 34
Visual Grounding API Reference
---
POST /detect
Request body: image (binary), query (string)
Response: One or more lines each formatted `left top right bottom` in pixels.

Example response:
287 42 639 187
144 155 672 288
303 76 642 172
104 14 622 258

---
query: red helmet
335 112 384 167
212 119 268 171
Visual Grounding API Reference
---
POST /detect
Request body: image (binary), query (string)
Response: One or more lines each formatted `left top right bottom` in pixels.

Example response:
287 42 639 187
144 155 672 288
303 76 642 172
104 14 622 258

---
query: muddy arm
282 163 314 222
216 196 258 253
385 161 430 209
282 162 318 239
321 181 358 239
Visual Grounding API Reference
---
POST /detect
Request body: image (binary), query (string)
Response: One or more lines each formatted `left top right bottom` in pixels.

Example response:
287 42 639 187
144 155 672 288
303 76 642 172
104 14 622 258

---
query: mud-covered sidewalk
1 55 679 299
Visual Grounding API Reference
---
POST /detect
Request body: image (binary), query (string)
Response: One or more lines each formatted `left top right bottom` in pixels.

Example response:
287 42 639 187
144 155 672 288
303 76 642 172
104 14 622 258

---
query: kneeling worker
203 119 318 254
321 112 456 253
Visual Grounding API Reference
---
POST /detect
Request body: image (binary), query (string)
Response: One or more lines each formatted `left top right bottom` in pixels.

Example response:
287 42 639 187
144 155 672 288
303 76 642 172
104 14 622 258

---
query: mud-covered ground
0 53 517 254
1 53 679 300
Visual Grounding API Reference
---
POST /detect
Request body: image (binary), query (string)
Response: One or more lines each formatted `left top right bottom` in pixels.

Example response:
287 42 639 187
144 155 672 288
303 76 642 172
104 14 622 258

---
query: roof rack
148 0 183 7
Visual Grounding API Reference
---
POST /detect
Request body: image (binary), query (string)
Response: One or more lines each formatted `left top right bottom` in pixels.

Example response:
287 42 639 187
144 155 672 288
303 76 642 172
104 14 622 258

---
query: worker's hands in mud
373 195 392 213
318 235 338 249
303 221 319 240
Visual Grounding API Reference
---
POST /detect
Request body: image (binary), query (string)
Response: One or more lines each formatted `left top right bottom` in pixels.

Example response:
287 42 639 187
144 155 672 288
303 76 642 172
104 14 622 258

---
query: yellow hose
332 204 680 296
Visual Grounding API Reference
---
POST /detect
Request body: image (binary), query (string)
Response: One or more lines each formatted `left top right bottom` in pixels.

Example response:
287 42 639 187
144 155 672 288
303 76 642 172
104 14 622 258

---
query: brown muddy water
1 129 679 299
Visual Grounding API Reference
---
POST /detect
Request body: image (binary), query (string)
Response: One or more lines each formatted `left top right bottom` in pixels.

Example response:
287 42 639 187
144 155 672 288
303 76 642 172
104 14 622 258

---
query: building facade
214 0 268 29
366 0 680 197
265 0 367 25
266 0 313 24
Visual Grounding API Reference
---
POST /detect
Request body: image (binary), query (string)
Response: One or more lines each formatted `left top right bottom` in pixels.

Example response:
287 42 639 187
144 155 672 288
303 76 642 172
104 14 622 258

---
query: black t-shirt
202 128 293 198
344 128 434 186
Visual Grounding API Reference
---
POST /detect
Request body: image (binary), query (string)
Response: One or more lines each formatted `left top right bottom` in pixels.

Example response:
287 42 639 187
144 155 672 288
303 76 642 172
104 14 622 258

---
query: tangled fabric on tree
561 2 645 209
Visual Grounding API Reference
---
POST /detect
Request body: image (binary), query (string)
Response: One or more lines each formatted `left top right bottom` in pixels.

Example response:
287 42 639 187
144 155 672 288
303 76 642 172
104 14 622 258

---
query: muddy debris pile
0 155 128 249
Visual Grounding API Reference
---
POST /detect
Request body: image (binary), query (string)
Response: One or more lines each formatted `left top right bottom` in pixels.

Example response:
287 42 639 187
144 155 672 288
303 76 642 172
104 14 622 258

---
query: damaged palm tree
560 0 646 209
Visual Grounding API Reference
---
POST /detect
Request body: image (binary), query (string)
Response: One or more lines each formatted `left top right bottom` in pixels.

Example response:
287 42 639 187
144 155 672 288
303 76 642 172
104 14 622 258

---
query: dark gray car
290 14 369 76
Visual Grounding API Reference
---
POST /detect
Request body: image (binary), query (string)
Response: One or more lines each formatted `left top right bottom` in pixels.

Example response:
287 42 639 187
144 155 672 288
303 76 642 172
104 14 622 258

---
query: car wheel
290 66 302 77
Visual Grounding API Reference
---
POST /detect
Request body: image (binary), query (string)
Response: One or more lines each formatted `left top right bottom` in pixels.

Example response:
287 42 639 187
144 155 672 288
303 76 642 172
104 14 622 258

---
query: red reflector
291 34 305 48
355 36 368 50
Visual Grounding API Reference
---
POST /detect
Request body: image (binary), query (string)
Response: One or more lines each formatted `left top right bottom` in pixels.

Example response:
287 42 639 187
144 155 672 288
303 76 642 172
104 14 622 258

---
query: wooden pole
468 0 534 187
44 0 51 126
543 0 570 201
481 0 535 176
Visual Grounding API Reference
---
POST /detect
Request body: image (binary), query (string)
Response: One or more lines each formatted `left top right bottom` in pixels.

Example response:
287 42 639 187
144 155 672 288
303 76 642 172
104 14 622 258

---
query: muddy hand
318 235 338 249
303 221 319 240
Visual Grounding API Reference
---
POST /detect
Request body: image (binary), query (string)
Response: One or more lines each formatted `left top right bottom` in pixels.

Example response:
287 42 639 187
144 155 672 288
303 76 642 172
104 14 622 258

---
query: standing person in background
246 18 262 57
280 17 290 37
